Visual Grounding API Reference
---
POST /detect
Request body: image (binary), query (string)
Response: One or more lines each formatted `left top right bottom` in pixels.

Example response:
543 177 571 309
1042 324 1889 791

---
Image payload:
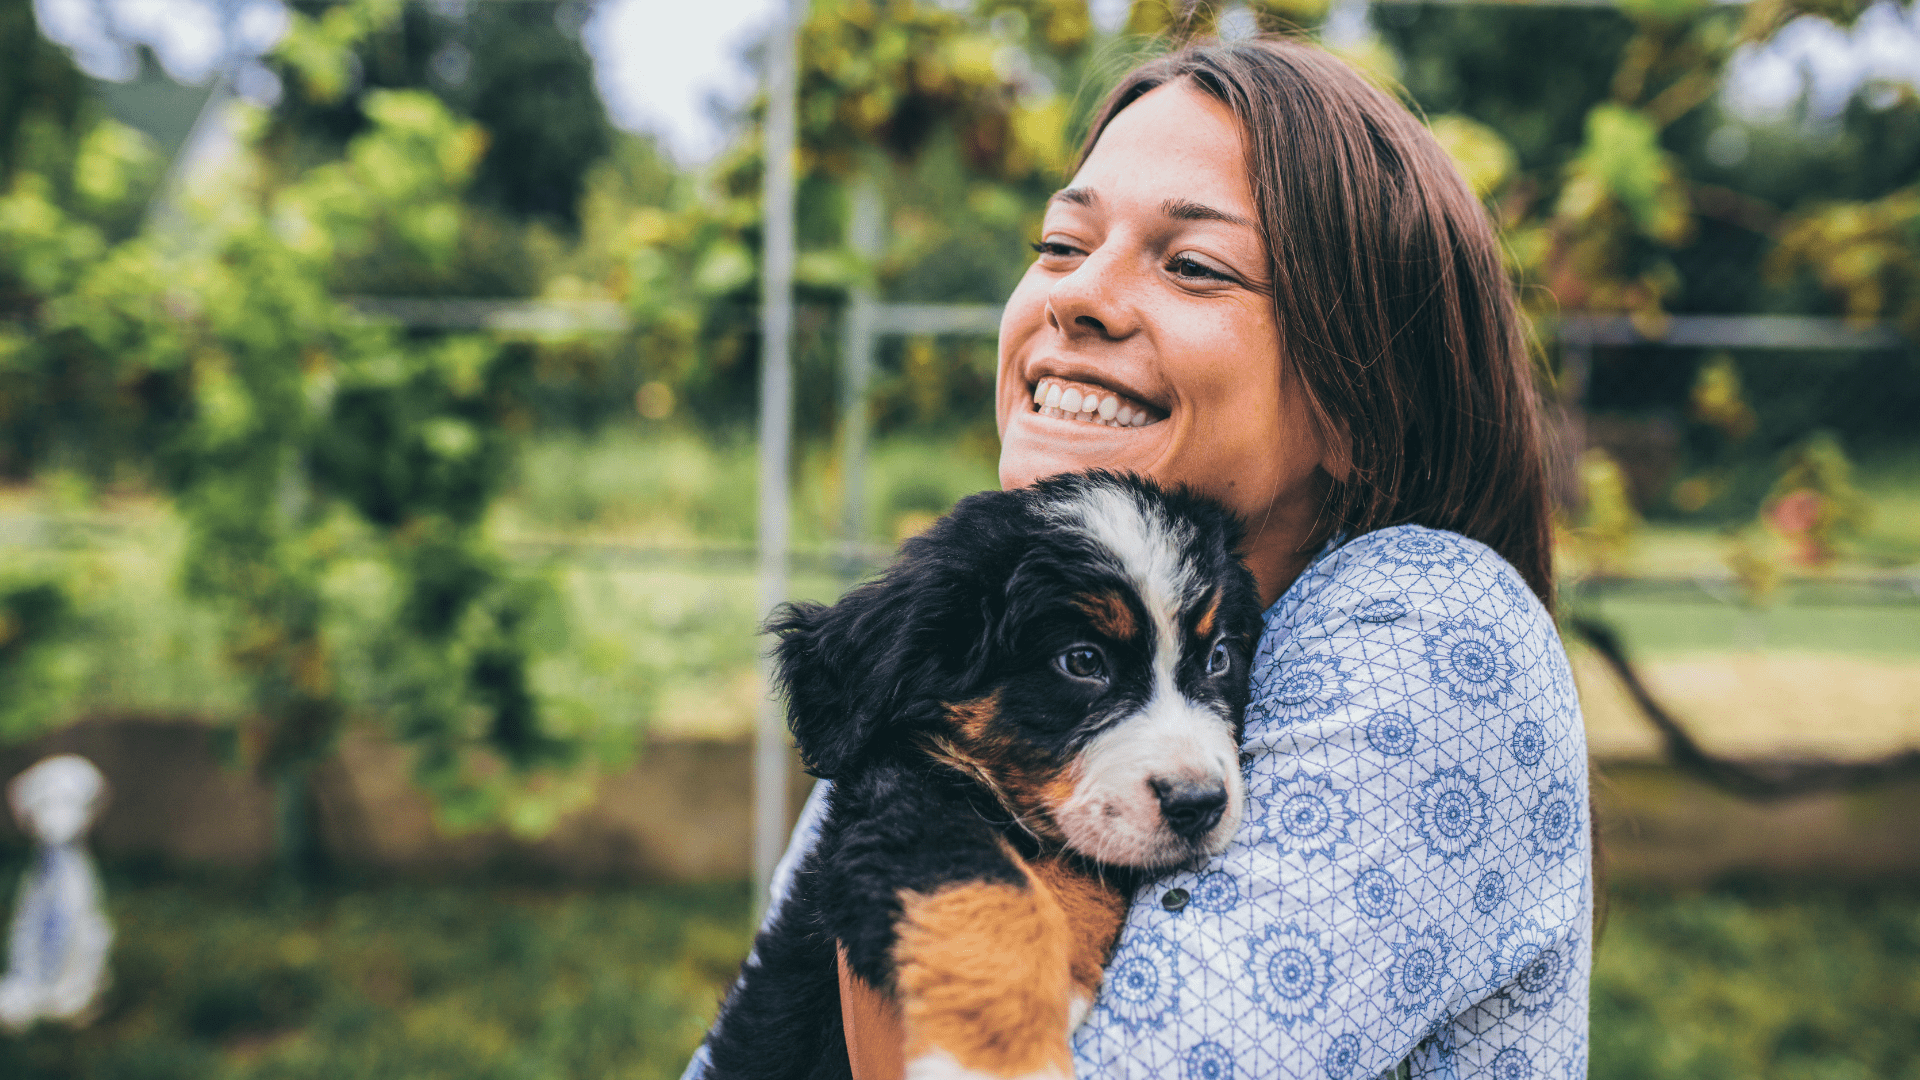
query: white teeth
1029 377 1160 427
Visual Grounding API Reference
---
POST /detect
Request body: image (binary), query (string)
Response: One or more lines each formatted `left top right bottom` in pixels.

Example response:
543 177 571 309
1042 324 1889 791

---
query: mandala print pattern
1377 530 1472 571
1509 721 1547 767
1246 923 1338 1028
1253 654 1352 728
1423 621 1519 707
1386 926 1453 1018
1185 1041 1235 1080
1354 868 1399 920
1412 765 1492 862
1191 871 1241 913
1324 1033 1363 1079
1259 773 1359 860
696 525 1593 1080
1101 931 1184 1033
1491 919 1575 1016
1473 870 1506 915
1491 1047 1532 1080
1526 780 1581 862
1366 712 1419 757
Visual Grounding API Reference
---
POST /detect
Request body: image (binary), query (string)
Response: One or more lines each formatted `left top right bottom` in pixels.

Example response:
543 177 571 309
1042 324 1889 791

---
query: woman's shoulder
1279 523 1544 628
1255 523 1580 734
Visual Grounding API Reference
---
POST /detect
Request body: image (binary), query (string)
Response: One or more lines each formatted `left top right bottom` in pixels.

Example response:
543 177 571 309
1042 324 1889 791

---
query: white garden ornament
0 754 113 1030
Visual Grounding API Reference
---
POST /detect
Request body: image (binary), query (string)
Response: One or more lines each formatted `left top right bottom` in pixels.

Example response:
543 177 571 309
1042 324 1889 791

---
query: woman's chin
997 405 1168 489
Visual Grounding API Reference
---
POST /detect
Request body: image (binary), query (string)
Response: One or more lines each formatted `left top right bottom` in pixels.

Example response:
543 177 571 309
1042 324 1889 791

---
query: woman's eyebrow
1046 188 1255 231
1162 198 1254 229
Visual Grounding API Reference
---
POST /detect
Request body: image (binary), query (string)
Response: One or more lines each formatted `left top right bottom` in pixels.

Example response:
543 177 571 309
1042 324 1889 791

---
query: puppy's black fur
703 472 1262 1080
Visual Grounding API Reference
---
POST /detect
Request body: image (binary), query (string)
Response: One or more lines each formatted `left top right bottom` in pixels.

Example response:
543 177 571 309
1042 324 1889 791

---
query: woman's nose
1045 248 1140 342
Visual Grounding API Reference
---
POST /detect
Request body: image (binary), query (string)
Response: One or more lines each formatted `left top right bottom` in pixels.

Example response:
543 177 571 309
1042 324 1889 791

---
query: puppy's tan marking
893 877 1074 1078
1027 857 1129 1003
925 694 1072 843
1193 589 1221 640
949 694 1000 743
1075 590 1138 642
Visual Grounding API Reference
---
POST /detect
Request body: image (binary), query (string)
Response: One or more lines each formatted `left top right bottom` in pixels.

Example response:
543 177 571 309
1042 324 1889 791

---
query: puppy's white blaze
1054 689 1244 868
905 1049 1069 1080
1047 486 1202 685
1047 481 1240 865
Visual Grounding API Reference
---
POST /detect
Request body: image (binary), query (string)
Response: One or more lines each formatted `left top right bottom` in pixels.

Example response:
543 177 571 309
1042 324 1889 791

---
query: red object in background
1767 489 1829 566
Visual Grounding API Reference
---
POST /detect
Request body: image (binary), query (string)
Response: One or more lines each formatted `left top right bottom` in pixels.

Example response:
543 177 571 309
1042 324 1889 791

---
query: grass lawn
0 869 1914 1080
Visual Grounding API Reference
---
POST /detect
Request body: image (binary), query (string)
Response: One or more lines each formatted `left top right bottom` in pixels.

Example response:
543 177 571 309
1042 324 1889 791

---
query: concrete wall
0 716 814 881
2 716 1916 884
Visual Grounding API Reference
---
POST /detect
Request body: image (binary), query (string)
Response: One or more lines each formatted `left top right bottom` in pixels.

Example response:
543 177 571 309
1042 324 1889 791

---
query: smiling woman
685 34 1590 1080
997 80 1329 609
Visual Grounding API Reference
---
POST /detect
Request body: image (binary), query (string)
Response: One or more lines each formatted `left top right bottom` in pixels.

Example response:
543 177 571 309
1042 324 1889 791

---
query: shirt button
1161 887 1189 912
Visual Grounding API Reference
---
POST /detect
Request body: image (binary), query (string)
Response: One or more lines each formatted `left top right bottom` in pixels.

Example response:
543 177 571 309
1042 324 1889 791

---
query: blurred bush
0 0 609 866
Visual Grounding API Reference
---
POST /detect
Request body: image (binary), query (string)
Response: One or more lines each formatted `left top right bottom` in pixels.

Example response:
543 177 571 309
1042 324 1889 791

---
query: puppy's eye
1205 640 1231 676
1056 646 1108 683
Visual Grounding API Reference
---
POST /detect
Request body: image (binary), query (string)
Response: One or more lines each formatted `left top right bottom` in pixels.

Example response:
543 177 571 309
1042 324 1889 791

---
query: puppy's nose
1152 779 1227 840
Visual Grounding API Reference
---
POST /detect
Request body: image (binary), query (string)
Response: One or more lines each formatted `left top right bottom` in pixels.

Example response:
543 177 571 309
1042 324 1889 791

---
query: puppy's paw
905 1048 1070 1080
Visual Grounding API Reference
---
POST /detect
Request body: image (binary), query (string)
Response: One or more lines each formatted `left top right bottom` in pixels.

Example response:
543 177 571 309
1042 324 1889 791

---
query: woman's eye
1030 240 1081 260
1169 255 1233 282
1056 646 1108 683
1206 640 1231 676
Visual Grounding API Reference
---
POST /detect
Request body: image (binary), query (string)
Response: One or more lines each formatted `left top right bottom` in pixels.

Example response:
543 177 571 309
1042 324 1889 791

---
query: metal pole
838 176 883 578
754 0 801 918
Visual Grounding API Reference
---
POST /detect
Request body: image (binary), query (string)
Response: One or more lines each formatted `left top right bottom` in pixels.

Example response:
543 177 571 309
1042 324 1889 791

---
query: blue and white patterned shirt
692 524 1591 1080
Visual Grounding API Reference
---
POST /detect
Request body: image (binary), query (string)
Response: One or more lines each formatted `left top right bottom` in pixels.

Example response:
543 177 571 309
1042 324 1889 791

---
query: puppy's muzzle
1152 778 1228 841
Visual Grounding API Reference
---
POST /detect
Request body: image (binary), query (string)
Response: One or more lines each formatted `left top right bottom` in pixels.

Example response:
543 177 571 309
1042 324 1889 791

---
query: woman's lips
1029 375 1165 428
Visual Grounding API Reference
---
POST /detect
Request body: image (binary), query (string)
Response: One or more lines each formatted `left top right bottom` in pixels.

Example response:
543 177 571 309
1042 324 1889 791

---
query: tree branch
1569 615 1920 801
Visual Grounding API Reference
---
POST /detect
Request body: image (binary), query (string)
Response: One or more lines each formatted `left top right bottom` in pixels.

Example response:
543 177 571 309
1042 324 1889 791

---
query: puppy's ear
765 584 950 779
770 489 1024 778
767 600 862 778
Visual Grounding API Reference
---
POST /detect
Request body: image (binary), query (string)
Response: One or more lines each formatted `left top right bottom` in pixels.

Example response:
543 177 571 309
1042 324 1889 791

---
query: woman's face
996 81 1333 602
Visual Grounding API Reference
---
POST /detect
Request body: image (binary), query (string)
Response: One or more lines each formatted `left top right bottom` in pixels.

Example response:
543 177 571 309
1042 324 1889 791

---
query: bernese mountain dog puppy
704 471 1264 1080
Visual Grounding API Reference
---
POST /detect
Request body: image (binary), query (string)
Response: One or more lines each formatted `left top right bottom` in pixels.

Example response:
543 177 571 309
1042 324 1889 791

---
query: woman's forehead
1062 82 1256 224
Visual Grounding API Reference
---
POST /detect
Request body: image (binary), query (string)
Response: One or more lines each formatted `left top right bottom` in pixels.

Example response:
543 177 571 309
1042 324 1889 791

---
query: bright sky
29 0 1920 163
584 0 776 161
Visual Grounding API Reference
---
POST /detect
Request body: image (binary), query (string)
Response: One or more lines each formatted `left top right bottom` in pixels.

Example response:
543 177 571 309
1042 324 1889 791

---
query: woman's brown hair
1079 38 1558 606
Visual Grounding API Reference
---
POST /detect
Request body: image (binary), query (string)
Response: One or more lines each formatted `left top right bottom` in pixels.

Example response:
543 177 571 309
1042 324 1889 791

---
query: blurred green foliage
0 0 606 864
273 0 611 234
4 0 1919 849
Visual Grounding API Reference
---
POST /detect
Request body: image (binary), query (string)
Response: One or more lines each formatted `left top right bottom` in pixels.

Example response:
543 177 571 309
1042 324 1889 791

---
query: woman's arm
1071 526 1593 1080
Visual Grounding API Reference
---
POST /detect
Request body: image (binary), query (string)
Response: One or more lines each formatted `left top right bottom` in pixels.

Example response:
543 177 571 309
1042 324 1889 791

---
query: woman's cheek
994 275 1050 437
